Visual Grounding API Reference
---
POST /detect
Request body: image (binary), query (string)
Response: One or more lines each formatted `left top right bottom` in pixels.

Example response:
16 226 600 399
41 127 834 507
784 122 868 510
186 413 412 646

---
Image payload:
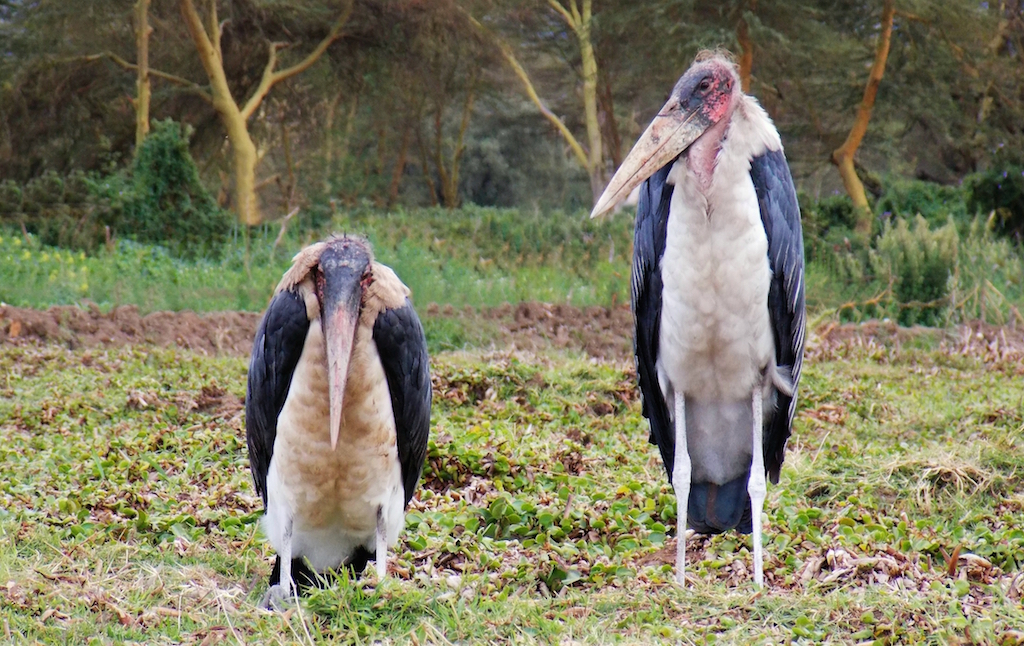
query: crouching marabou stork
245 235 431 608
590 52 805 587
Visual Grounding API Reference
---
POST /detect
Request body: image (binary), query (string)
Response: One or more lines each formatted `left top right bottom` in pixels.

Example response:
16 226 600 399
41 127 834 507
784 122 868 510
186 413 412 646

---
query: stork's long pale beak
319 250 369 451
590 99 712 219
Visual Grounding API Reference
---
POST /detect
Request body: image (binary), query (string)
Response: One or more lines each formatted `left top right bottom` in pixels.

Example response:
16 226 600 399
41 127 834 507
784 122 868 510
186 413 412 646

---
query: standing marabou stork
590 52 805 587
245 235 431 608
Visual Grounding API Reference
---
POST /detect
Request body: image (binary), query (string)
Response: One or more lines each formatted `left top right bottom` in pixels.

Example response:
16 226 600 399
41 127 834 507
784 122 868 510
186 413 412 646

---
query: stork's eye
698 78 712 92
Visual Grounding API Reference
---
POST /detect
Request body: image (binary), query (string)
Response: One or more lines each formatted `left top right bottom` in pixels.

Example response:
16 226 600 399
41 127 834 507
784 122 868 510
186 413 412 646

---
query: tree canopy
0 0 1021 220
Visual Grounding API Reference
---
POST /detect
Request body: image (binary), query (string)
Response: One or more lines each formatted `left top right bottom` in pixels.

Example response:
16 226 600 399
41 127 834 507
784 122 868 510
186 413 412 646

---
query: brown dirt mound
3 301 1022 365
0 303 260 355
488 302 633 359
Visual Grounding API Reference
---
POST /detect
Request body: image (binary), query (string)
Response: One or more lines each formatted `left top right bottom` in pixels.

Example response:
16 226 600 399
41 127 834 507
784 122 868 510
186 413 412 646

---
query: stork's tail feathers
686 472 754 535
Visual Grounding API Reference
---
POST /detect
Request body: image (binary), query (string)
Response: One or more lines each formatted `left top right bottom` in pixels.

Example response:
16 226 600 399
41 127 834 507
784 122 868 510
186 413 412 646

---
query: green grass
5 205 1024 328
0 205 635 314
2 334 1023 644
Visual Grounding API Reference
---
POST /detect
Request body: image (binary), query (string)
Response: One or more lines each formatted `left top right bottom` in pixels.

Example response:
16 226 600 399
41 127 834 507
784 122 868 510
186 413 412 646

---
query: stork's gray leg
375 506 388 580
673 392 690 586
262 515 297 609
749 381 767 589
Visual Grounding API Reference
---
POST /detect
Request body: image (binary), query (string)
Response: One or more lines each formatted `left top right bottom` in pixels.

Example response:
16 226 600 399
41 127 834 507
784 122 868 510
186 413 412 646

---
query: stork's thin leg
262 515 297 609
375 506 388 580
673 393 690 586
748 382 767 589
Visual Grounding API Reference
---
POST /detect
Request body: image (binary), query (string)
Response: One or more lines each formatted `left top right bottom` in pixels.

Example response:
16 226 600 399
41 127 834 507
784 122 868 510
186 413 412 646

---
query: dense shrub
799 193 861 265
875 178 968 226
22 170 65 211
949 218 1024 324
114 119 232 259
0 180 22 213
869 215 958 326
966 166 1024 241
1 121 232 257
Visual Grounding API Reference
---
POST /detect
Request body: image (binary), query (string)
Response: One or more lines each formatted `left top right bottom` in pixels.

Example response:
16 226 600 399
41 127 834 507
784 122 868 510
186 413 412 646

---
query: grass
0 205 635 314
5 204 1024 330
2 331 1024 644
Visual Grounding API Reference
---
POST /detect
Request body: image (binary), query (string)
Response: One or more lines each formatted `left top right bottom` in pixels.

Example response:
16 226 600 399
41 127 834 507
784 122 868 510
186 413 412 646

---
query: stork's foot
261 583 296 611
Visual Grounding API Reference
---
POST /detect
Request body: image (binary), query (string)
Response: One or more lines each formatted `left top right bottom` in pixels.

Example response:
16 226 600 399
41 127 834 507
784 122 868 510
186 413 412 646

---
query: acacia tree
466 0 609 204
831 0 895 234
178 0 353 226
735 0 757 92
406 2 489 208
134 0 152 148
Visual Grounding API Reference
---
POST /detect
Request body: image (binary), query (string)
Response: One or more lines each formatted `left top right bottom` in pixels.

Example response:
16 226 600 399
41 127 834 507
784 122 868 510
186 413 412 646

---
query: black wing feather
750 148 806 484
631 163 676 480
245 289 310 506
373 299 432 507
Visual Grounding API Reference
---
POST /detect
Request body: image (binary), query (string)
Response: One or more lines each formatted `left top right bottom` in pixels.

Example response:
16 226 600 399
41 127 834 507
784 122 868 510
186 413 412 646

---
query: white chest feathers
263 319 406 571
657 129 775 403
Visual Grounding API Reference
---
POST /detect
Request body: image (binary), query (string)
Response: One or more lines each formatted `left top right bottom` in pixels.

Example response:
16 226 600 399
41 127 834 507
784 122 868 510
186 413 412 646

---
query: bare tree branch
78 52 212 103
240 1 355 121
461 9 589 169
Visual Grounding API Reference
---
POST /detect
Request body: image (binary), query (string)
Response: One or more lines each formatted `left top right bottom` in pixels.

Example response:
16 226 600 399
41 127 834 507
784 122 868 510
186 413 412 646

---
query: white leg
262 516 297 610
375 506 388 580
672 393 691 586
749 383 767 589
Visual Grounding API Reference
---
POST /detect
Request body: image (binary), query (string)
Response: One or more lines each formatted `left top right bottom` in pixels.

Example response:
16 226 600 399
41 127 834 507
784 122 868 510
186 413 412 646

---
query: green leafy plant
967 165 1024 241
876 177 969 227
115 119 232 259
869 215 958 325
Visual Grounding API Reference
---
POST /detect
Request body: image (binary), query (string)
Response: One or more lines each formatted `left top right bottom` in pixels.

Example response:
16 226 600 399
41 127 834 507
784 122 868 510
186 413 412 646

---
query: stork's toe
261 583 295 611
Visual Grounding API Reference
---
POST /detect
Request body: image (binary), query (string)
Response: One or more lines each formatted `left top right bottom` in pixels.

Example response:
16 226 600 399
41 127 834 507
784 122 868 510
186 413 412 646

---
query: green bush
875 178 968 226
949 217 1024 324
0 180 22 214
966 166 1024 240
869 215 959 326
22 170 64 212
799 193 864 266
115 119 232 259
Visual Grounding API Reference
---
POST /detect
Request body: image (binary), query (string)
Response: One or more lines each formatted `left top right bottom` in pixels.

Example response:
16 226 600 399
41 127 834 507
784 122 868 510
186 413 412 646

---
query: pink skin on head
685 62 739 192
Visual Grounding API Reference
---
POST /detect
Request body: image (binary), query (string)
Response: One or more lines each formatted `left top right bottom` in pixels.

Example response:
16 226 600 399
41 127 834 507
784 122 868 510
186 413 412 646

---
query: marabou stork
590 52 805 587
245 235 431 608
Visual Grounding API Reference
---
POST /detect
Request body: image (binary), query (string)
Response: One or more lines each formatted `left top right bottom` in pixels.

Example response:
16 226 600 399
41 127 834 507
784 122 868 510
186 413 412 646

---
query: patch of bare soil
485 302 634 360
3 301 1023 366
0 303 260 355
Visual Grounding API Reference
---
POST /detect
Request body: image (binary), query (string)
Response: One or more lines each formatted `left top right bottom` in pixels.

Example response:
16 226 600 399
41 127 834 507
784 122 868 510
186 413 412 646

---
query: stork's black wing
750 148 806 484
373 299 431 507
631 163 677 480
245 288 310 506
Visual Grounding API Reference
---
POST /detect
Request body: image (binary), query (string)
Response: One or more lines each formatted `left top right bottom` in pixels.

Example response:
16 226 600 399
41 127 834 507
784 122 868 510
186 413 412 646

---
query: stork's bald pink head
590 52 742 219
669 53 740 127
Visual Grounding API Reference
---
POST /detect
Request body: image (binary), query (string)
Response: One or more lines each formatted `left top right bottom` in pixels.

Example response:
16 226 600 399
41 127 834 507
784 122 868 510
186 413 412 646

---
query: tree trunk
573 0 604 203
134 0 152 149
323 88 344 192
598 67 622 169
463 5 595 197
831 0 894 235
388 122 412 208
736 0 756 93
416 126 439 207
179 0 352 226
443 79 477 208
